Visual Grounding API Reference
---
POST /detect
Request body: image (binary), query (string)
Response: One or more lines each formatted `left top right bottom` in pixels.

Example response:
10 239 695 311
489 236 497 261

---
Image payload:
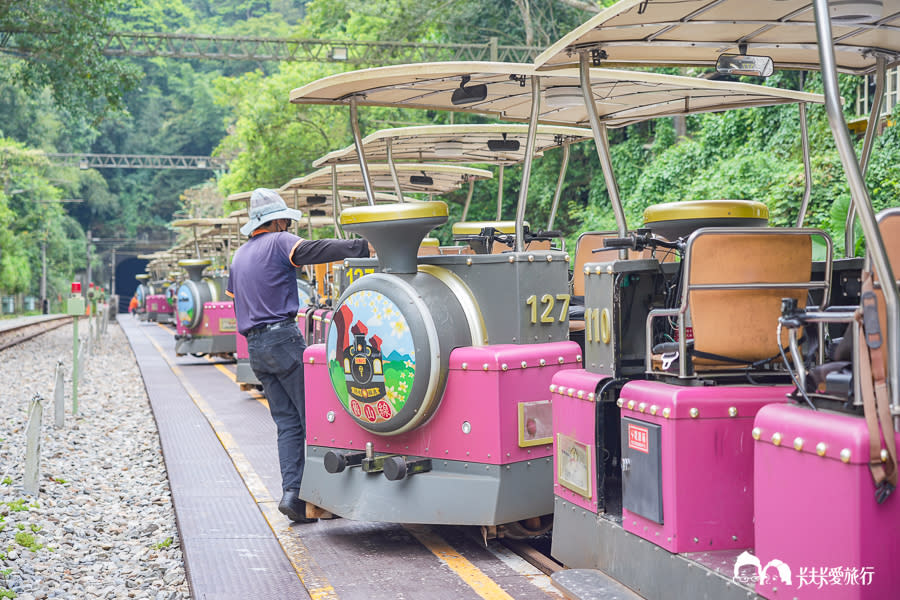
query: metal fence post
72 316 79 415
24 394 44 495
54 361 65 428
78 338 86 381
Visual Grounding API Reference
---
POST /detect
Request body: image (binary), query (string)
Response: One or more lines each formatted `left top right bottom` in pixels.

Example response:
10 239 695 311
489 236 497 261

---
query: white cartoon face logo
734 551 792 586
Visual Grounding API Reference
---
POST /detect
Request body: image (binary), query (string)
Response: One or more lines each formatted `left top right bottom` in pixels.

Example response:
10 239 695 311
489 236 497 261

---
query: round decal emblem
326 290 415 428
176 283 196 329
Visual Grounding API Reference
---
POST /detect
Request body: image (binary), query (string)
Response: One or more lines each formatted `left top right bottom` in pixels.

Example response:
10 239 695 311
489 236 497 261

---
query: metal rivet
565 254 570 263
840 448 852 463
461 362 468 370
772 432 783 446
309 357 315 364
483 363 490 371
568 388 575 396
587 393 595 401
462 421 472 434
577 390 584 398
558 356 565 364
816 442 827 457
521 361 527 369
689 407 699 418
616 398 624 408
584 266 590 275
662 407 670 419
576 355 582 362
546 255 553 262
793 437 804 451
549 384 557 393
344 260 349 267
508 256 515 263
501 363 508 371
728 406 738 417
650 405 658 416
606 265 613 274
693 537 699 544
595 266 602 274
752 427 761 440
627 400 635 410
466 258 472 266
528 255 535 262
539 358 546 367
638 403 647 413
732 535 738 542
882 449 889 462
326 411 335 423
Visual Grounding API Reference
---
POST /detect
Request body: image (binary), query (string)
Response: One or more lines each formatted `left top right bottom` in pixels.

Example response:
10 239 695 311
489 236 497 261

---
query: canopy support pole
349 97 375 206
496 164 505 220
814 0 899 416
331 165 345 239
385 138 406 203
796 103 812 227
845 55 886 256
548 143 571 231
514 75 541 253
462 179 474 222
580 53 627 259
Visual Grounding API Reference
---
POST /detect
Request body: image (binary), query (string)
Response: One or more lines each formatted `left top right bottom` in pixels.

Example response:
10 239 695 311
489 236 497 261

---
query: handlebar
593 230 685 254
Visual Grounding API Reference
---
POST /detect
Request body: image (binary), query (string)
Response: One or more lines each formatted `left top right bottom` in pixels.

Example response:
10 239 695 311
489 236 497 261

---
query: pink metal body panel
310 308 332 345
297 306 311 342
754 403 900 600
551 369 610 513
236 330 248 360
176 301 236 337
620 380 791 553
146 294 173 314
304 341 582 464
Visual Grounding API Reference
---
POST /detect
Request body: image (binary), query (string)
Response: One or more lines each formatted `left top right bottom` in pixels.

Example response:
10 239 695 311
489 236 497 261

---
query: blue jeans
248 325 307 492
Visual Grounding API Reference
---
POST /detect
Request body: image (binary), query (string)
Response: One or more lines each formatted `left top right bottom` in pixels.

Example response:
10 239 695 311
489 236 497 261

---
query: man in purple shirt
227 188 369 523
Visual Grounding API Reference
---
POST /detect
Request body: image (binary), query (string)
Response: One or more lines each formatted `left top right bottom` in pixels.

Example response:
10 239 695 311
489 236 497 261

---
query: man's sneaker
278 489 317 524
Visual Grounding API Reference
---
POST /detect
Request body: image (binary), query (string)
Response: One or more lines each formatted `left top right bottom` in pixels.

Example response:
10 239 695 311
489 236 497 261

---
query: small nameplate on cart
557 433 592 499
518 400 552 447
219 318 237 332
628 423 650 454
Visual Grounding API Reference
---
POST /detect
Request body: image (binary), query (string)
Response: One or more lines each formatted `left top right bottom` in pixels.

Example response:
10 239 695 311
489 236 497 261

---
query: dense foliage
0 0 897 308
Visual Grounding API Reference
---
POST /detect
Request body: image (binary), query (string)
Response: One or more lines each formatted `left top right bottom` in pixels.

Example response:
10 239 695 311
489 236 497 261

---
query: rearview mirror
410 175 434 186
715 54 774 77
451 75 487 105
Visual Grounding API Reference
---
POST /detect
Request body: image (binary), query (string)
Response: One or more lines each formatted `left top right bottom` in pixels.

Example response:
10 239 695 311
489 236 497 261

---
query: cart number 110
525 294 571 324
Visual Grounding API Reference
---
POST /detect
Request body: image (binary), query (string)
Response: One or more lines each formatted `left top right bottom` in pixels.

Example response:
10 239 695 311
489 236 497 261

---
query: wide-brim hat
240 188 304 236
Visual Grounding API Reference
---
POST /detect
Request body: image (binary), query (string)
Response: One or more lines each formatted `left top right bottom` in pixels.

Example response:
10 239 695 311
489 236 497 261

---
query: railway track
0 315 75 351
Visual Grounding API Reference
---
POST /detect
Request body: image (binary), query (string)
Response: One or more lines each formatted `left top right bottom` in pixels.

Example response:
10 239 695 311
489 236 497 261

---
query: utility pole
86 229 92 288
40 238 47 314
111 246 116 298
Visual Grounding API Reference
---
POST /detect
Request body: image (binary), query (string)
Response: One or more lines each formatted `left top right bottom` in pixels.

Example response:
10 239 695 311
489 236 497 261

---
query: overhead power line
1 31 542 65
47 153 228 171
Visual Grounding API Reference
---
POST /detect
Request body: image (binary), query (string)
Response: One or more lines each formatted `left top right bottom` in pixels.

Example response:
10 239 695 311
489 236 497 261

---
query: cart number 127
525 294 571 324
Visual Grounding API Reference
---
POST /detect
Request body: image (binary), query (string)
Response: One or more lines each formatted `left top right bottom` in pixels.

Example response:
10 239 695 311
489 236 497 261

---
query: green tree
0 0 143 118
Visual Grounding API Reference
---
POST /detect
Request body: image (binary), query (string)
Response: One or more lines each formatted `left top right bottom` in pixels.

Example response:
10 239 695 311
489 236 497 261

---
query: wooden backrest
871 208 900 371
572 231 671 296
686 230 816 364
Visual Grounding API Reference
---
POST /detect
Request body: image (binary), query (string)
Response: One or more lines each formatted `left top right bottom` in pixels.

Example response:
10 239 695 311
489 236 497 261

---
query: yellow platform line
405 525 517 600
145 333 337 599
149 325 513 600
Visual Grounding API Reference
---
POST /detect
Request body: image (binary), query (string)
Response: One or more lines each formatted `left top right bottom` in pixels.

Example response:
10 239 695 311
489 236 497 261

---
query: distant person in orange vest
128 295 139 314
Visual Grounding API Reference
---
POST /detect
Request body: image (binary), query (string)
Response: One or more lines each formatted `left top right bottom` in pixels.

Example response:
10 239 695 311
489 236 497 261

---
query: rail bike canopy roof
226 206 335 228
280 163 492 195
533 0 900 74
289 62 824 128
311 124 593 167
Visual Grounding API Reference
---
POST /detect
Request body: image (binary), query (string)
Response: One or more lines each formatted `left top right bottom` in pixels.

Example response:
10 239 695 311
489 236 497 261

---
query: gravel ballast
0 318 190 600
